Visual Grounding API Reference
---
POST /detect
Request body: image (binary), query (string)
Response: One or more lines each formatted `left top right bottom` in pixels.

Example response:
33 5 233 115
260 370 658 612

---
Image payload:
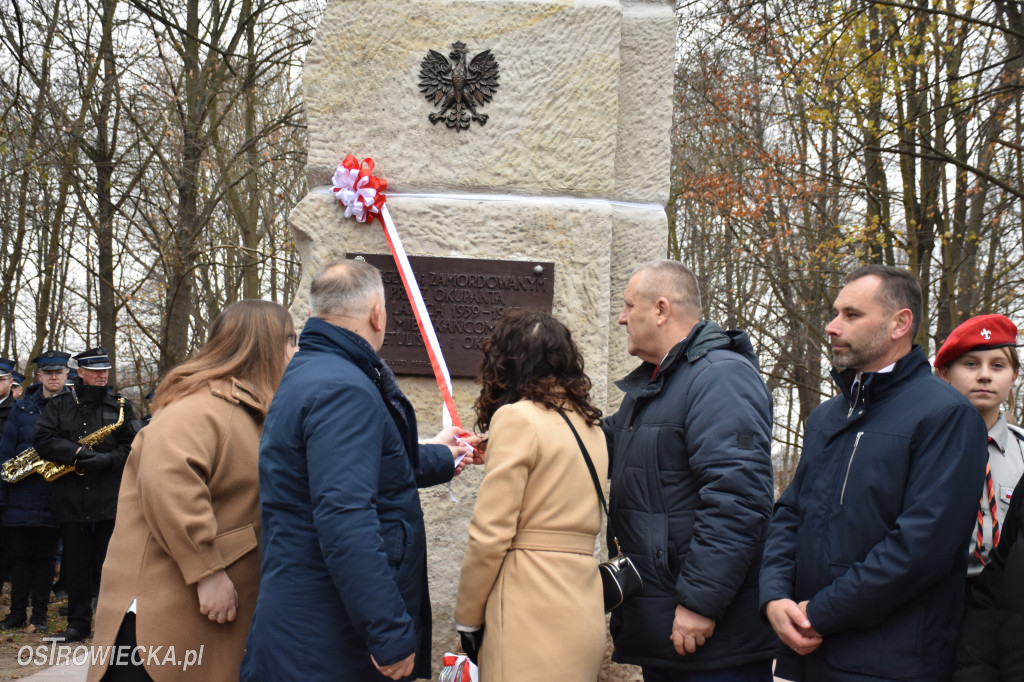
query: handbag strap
557 410 625 557
556 410 609 519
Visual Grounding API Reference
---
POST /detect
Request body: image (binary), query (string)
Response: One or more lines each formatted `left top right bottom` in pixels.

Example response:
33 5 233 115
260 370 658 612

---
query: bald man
603 259 776 681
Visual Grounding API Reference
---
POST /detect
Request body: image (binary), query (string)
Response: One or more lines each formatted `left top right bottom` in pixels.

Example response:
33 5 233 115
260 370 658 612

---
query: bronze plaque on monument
347 253 555 377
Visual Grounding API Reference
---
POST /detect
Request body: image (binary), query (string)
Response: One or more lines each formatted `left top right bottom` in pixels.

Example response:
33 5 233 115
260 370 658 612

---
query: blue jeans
642 660 773 682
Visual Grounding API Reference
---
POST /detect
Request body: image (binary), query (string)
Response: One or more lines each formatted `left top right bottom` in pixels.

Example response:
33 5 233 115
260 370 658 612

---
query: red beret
934 314 1019 368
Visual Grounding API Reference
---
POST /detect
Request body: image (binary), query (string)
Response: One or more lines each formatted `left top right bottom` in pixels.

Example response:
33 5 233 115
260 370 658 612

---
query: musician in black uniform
34 347 140 642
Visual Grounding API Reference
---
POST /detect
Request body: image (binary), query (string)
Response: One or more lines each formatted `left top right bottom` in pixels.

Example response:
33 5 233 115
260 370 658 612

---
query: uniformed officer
0 358 17 432
10 372 24 401
33 347 140 643
0 350 71 633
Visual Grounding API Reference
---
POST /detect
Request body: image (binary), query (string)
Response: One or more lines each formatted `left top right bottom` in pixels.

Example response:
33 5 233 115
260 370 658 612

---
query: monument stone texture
294 1 674 678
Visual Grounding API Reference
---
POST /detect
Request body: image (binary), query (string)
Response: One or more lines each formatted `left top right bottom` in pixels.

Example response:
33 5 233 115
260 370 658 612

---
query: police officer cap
11 371 24 386
74 347 112 371
934 314 1019 368
32 350 71 371
0 357 14 377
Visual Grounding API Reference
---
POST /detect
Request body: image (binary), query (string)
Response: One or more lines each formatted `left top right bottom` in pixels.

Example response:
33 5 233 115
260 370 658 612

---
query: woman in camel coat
88 300 296 682
455 311 608 681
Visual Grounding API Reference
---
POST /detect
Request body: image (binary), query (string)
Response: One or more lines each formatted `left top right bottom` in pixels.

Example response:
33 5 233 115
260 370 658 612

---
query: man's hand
371 652 415 680
796 600 822 637
428 427 484 474
197 569 238 624
670 604 715 655
765 598 822 655
74 449 113 474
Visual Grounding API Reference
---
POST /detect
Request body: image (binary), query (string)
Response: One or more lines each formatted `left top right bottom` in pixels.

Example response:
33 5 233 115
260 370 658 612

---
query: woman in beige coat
455 311 608 681
88 300 296 682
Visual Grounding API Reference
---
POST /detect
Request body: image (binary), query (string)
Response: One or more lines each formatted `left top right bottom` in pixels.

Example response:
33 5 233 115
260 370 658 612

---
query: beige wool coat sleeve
88 378 265 682
455 400 608 681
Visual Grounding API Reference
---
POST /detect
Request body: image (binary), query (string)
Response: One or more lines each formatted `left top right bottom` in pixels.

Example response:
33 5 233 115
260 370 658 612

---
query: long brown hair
474 310 601 431
152 300 294 412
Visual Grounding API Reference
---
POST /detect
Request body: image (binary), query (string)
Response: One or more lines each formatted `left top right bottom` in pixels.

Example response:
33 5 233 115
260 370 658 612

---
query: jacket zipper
840 431 864 506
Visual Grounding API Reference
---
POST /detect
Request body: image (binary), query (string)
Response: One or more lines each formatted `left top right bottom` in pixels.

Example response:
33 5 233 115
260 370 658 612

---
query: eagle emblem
419 42 500 131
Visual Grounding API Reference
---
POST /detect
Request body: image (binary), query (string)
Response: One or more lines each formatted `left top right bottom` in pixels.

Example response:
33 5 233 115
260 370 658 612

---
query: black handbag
557 411 643 612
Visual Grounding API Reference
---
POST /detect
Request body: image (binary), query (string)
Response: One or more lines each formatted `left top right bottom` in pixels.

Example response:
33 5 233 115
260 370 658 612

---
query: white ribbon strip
380 204 456 428
312 186 666 212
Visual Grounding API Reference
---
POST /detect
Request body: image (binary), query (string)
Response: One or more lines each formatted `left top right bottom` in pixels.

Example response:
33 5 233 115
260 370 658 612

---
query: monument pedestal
294 2 673 677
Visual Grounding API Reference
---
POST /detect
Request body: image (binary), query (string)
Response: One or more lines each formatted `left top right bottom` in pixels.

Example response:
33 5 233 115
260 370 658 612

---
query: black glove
459 627 484 666
75 449 113 474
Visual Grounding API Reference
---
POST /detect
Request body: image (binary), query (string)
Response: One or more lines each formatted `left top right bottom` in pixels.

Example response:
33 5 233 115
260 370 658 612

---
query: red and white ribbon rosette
332 156 466 442
332 155 387 223
438 652 478 682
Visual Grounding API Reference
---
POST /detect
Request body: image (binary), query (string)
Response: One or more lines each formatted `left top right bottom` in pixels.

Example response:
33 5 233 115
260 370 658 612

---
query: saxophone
1 397 126 483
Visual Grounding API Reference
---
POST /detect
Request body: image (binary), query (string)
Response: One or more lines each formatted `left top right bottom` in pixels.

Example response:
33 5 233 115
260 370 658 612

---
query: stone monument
292 1 675 678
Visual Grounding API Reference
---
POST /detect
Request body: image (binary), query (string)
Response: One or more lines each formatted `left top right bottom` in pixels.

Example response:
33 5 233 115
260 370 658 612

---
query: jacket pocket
610 592 678 660
213 524 258 567
383 519 423 589
824 606 923 680
998 484 1014 512
381 519 407 567
652 514 675 585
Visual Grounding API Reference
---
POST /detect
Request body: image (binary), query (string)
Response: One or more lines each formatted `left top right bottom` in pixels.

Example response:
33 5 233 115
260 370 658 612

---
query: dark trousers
60 520 114 631
0 525 10 582
100 613 155 682
6 526 59 618
642 660 774 682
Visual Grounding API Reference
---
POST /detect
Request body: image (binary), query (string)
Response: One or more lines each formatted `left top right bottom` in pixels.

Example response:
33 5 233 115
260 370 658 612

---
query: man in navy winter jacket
759 265 989 681
604 259 776 680
241 260 476 682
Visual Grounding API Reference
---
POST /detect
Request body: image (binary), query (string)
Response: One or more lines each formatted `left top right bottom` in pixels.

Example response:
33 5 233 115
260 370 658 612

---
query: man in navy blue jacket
760 265 989 681
604 259 776 681
241 259 476 682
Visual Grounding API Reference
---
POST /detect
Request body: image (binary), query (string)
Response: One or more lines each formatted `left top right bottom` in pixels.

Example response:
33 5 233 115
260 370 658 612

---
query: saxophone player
0 356 17 600
34 347 140 643
0 350 71 633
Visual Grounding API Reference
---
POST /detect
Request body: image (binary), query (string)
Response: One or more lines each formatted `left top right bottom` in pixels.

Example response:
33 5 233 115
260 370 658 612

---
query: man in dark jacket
0 350 70 632
604 259 776 680
760 265 989 681
34 347 139 643
241 260 477 682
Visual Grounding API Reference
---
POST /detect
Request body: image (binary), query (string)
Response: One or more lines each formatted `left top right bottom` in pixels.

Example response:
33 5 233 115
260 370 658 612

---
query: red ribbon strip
332 155 462 429
379 209 463 429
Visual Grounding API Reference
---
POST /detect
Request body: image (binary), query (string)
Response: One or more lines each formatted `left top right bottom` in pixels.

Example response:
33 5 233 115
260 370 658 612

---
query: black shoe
58 604 68 617
59 626 90 642
0 613 26 630
29 616 47 634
